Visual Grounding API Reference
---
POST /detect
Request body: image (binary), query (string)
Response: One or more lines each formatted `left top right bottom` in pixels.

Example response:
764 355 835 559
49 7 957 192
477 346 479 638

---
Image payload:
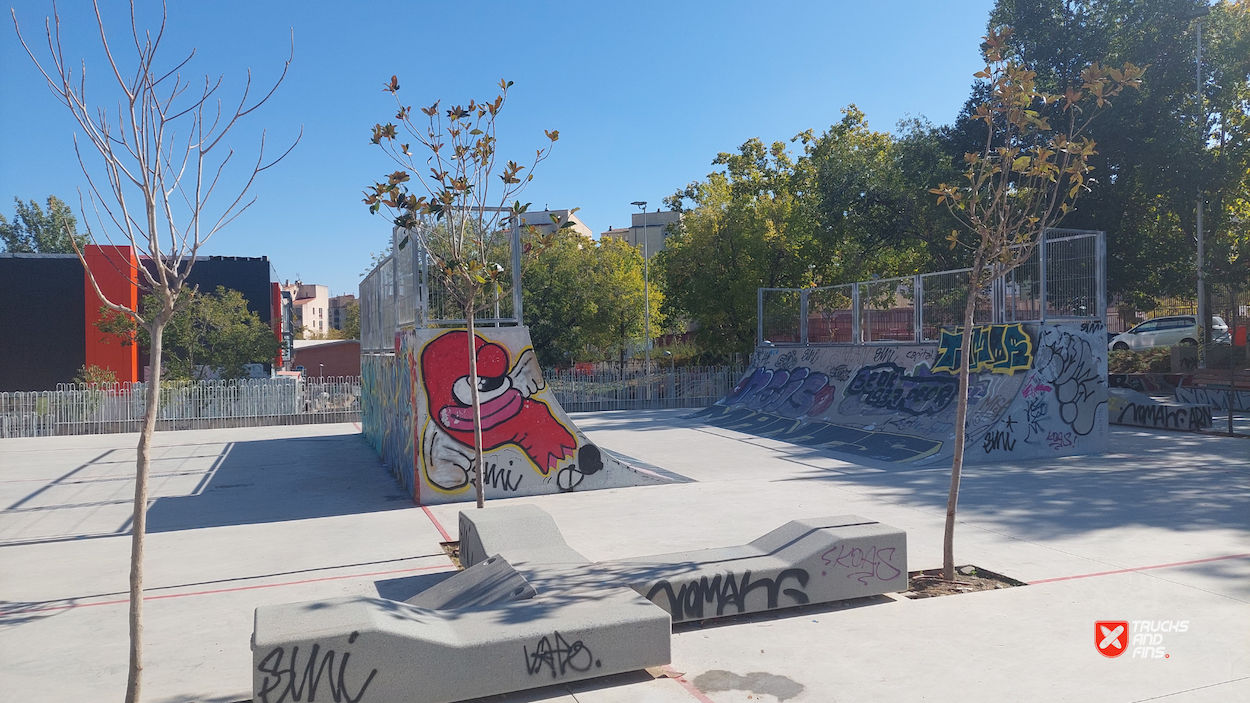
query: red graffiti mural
420 331 577 490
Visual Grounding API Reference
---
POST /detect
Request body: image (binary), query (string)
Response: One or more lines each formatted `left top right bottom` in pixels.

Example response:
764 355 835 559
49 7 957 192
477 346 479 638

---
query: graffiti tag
524 632 599 678
645 569 810 621
842 363 958 416
932 323 1034 374
820 545 901 584
256 632 378 703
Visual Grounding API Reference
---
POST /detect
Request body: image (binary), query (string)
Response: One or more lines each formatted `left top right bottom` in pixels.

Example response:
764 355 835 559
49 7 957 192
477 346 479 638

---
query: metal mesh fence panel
379 258 395 345
544 366 744 412
864 278 916 342
1005 249 1043 322
920 270 970 340
807 286 855 344
761 290 802 344
1046 232 1099 318
395 243 415 328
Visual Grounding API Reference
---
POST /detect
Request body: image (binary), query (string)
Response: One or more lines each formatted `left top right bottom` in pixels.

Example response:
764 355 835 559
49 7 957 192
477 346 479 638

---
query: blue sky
2 0 995 297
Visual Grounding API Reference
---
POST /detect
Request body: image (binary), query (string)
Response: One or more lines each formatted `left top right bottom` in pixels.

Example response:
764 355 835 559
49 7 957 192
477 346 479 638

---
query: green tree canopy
522 229 662 367
0 195 88 253
658 111 960 361
100 286 280 381
977 0 1250 307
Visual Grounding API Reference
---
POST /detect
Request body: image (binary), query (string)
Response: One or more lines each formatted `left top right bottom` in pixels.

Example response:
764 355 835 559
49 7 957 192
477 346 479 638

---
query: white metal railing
544 366 744 412
0 377 361 438
759 229 1106 346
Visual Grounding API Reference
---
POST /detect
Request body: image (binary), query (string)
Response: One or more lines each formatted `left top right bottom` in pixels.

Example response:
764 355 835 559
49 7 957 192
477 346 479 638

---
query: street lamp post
631 201 651 384
1188 6 1210 367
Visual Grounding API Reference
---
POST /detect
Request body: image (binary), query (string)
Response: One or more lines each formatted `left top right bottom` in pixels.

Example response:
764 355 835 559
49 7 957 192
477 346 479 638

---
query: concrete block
1109 389 1213 431
254 506 905 703
253 590 671 703
458 503 590 569
404 554 535 610
609 515 907 623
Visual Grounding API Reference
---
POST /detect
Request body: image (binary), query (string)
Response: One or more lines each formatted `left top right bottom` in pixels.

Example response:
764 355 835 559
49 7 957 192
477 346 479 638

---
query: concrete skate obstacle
362 326 674 505
1109 388 1213 431
254 505 907 702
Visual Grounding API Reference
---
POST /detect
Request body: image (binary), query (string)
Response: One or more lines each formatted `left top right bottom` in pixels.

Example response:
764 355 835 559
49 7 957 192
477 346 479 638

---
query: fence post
412 228 424 327
914 275 923 344
800 289 809 345
852 283 862 344
1096 230 1107 322
992 268 1005 324
1039 230 1048 323
511 216 523 324
757 288 764 346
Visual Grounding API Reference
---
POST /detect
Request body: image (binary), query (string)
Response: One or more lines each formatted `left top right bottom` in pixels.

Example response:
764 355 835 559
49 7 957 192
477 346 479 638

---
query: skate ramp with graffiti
363 326 672 504
694 321 1108 464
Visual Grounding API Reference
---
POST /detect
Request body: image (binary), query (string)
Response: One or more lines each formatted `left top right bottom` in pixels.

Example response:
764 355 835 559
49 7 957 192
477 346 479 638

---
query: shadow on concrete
375 570 458 601
457 669 655 703
146 433 411 533
775 428 1250 542
671 593 896 633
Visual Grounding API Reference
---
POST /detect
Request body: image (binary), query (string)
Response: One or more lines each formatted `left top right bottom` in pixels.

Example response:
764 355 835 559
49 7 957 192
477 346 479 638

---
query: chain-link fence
759 229 1105 345
0 377 361 438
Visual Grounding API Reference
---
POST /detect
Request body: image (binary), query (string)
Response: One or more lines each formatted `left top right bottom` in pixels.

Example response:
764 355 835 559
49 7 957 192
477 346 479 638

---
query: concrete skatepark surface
1 415 1248 702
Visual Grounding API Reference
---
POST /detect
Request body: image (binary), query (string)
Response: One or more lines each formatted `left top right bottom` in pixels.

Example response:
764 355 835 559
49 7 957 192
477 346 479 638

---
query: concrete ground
1 413 1247 703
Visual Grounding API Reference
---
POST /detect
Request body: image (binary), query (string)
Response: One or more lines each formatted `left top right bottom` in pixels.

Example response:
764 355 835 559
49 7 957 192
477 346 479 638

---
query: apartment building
281 281 329 337
599 209 680 258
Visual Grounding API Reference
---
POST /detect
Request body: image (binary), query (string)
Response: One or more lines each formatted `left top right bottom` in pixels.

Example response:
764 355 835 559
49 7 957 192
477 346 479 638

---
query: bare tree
364 78 557 508
931 28 1142 581
12 2 298 701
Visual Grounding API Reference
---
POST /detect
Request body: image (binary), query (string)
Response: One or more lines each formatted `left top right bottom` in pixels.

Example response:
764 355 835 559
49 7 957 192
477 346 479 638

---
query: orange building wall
83 245 140 383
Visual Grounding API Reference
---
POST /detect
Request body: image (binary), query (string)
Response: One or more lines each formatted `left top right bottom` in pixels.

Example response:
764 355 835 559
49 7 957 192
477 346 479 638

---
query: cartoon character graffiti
419 331 601 491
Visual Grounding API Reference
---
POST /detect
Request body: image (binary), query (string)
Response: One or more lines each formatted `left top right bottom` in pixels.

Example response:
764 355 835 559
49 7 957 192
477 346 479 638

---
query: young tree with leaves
931 28 1143 582
364 78 557 509
12 3 297 700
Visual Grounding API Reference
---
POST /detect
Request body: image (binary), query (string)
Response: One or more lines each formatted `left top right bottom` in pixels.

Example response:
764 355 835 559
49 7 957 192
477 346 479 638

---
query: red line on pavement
2 563 454 616
422 506 453 542
661 666 718 703
1030 553 1250 585
352 421 362 431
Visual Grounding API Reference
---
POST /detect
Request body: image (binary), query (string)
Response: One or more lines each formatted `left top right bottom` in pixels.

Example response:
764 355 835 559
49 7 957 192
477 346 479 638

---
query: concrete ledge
1110 389 1213 431
459 503 591 568
405 554 535 609
253 506 905 702
253 590 670 703
459 506 906 624
609 516 907 623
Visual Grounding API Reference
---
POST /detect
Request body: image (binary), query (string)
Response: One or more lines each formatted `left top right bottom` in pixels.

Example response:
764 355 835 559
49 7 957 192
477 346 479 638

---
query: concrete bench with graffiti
1109 388 1213 431
459 505 908 623
253 505 906 703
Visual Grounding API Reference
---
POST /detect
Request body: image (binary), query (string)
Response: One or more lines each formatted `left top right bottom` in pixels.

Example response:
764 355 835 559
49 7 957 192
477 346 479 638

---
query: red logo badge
1096 621 1129 657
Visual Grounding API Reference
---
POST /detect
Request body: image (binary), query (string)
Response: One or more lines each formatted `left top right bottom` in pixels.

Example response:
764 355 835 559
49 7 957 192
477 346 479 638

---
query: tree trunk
125 321 163 703
466 300 485 509
942 266 982 582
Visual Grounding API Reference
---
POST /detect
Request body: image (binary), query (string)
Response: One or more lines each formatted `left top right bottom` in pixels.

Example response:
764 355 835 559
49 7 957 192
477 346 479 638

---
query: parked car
1108 315 1229 351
